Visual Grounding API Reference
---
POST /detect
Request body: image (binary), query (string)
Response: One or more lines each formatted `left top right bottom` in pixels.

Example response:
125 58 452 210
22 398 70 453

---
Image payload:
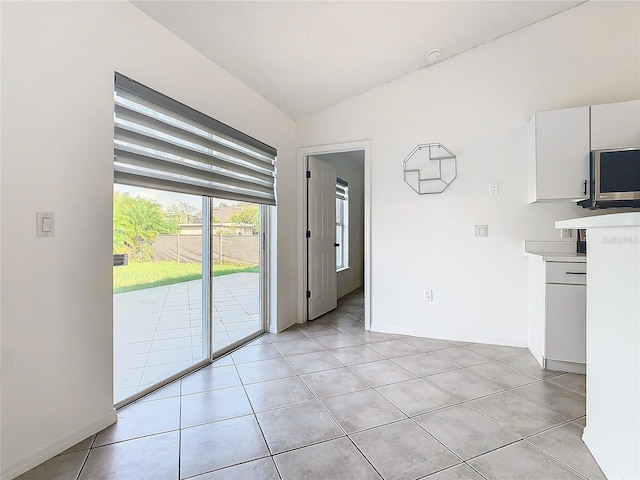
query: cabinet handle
566 272 586 275
583 180 588 196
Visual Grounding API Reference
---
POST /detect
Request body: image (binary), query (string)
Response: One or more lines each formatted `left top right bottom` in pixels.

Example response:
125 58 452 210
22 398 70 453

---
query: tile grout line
524 437 596 480
102 292 590 480
73 434 97 480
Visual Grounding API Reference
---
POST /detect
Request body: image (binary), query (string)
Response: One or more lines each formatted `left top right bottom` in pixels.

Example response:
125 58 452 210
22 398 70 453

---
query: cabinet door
591 100 640 151
546 283 586 364
529 106 590 202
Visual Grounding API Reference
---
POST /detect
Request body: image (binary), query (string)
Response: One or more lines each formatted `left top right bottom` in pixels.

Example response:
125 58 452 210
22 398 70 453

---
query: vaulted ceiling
133 1 585 120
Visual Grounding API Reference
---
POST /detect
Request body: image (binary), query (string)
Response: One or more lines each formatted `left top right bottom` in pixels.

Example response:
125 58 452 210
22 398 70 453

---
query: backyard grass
114 261 259 293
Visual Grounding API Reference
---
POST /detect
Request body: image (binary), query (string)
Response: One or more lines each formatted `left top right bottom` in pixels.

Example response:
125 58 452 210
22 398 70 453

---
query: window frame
336 179 349 272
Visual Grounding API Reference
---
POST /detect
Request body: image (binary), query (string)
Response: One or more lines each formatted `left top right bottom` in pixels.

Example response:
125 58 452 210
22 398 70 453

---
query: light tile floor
114 273 260 403
19 290 605 480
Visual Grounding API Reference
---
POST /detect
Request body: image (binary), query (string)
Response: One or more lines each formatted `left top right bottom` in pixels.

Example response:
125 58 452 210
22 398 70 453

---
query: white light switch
474 225 488 237
37 212 55 237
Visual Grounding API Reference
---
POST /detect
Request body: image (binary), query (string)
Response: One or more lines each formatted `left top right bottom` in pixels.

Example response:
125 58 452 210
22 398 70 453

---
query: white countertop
524 240 586 262
556 212 640 229
525 251 587 262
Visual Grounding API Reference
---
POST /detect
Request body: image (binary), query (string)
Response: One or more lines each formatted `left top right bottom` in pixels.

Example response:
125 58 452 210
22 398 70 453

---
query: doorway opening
298 141 371 329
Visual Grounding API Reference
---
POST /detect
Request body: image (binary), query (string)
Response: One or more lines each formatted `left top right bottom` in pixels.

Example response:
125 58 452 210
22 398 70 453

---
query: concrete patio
113 272 261 403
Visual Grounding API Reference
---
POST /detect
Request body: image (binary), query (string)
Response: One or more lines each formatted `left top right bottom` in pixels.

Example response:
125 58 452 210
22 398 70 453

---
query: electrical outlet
424 290 433 302
561 228 573 239
489 182 499 195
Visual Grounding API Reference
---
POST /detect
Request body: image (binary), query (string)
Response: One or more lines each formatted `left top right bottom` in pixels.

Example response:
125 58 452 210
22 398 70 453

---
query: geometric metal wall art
403 143 457 194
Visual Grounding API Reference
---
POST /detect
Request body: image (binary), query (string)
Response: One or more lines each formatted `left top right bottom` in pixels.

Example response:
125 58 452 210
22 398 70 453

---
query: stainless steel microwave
591 146 640 203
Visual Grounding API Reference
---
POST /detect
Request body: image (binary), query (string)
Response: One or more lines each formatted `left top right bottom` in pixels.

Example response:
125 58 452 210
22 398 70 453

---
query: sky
114 184 238 211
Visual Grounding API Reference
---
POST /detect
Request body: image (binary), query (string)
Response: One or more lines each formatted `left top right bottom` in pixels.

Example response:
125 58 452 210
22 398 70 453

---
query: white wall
0 2 295 478
296 1 640 344
316 152 365 298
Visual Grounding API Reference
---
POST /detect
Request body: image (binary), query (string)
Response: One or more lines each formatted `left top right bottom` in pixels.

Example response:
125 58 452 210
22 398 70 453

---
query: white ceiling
133 1 585 120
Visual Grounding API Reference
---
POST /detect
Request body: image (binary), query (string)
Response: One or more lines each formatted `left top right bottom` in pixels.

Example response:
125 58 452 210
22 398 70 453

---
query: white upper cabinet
528 106 590 203
591 100 640 151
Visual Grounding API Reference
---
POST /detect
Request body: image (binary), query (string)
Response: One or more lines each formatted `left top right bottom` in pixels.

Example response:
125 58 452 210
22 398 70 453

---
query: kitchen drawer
546 262 586 285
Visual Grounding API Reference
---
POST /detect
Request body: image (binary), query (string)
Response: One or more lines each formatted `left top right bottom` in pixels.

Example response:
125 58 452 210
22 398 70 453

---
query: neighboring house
177 222 255 236
1 2 638 479
212 204 245 223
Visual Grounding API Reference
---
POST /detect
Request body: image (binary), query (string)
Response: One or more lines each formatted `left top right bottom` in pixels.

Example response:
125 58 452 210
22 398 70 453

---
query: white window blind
114 73 277 205
336 178 348 200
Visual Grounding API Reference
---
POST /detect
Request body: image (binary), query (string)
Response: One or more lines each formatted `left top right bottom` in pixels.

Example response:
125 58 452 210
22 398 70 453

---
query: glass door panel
211 200 264 353
113 185 210 405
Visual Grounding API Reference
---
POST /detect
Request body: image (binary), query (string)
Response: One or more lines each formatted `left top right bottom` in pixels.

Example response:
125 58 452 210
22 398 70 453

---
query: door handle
334 243 340 247
565 272 586 275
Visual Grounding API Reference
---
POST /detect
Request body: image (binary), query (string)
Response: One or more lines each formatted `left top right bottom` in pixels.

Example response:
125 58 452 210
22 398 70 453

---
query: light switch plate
37 212 55 238
474 225 488 237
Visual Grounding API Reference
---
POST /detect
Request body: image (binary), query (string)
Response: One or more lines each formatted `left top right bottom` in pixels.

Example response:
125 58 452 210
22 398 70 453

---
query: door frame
297 140 372 330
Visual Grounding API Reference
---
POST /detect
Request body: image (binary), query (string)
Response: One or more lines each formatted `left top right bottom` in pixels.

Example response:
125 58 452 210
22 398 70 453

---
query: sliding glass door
113 185 211 405
112 73 275 406
113 188 268 405
211 200 265 354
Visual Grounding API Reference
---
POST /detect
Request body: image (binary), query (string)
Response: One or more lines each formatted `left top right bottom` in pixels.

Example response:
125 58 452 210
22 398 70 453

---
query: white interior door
307 156 337 320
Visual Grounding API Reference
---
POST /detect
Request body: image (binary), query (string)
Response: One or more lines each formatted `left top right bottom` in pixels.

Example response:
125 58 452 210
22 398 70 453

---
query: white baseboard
3 408 117 480
545 358 586 374
369 323 527 348
337 283 363 300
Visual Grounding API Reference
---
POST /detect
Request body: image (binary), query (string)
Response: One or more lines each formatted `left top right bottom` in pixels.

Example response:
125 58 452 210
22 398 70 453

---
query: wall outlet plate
424 290 433 302
561 228 573 239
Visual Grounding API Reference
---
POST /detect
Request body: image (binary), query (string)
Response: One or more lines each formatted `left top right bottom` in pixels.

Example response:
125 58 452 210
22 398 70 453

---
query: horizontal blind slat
114 133 274 186
115 73 276 157
336 178 348 200
114 142 273 189
114 104 275 172
114 95 274 163
114 150 275 195
114 118 274 176
114 165 276 205
114 72 277 204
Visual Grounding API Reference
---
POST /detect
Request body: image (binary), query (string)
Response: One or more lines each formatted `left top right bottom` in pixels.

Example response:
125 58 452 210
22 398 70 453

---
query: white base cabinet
528 257 586 374
546 283 586 365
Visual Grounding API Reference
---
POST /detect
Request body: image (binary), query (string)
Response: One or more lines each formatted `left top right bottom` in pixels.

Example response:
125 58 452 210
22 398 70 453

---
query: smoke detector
426 49 441 62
